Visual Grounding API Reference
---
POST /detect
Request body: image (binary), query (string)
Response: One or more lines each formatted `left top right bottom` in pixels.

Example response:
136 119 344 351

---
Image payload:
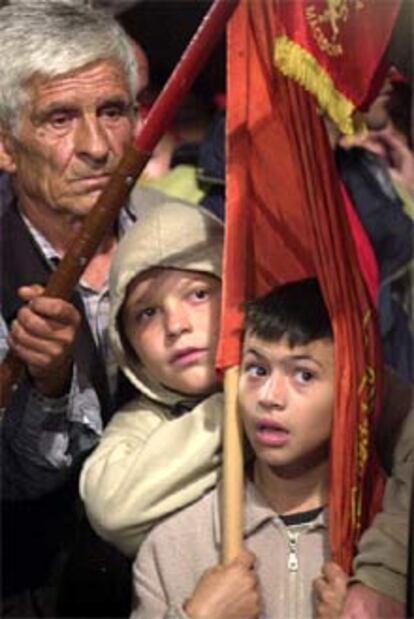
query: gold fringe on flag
274 35 361 136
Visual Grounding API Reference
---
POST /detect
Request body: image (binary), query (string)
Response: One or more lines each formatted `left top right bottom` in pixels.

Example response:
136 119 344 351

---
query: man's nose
258 373 287 410
164 303 191 338
74 116 109 164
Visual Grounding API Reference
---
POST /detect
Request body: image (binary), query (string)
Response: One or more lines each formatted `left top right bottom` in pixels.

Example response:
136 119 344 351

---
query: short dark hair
244 278 333 346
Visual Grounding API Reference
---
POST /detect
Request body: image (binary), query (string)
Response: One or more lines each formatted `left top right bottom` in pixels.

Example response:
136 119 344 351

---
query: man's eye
48 113 73 128
101 105 127 120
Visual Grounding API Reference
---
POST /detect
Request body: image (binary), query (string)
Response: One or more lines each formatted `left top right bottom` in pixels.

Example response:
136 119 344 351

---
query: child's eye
189 288 209 302
295 368 315 384
243 363 267 378
136 307 157 322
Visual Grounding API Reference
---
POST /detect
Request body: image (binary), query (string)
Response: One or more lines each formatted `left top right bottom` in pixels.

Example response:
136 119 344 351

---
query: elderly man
0 3 163 616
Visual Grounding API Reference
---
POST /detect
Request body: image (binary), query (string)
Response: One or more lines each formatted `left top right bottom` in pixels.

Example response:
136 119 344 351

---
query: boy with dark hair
131 278 348 619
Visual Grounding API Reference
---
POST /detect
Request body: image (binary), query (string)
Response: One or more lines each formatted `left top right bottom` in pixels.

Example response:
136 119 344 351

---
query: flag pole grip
222 365 244 564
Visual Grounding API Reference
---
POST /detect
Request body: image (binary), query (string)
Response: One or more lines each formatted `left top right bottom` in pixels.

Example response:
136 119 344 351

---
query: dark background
119 0 226 103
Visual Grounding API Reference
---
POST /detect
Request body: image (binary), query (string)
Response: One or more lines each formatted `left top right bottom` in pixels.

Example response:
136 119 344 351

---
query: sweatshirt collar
212 479 327 545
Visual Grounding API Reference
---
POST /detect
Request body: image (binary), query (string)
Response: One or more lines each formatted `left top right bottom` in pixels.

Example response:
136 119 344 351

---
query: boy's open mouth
256 420 290 447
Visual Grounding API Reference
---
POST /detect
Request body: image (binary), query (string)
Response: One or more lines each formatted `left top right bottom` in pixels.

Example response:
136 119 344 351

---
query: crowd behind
0 1 413 618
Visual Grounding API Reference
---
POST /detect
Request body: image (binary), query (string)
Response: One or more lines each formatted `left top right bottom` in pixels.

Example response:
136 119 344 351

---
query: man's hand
341 583 405 618
184 549 260 619
8 285 81 397
377 128 414 198
340 126 414 199
314 561 348 618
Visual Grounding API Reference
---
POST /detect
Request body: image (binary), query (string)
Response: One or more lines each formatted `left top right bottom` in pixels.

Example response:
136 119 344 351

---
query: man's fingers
11 343 59 371
17 284 45 301
9 322 68 356
27 297 80 325
375 127 409 151
15 290 81 341
13 306 78 341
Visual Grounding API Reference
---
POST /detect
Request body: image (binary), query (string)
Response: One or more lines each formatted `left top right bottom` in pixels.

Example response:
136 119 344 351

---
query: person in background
133 92 214 205
318 367 413 618
336 70 414 382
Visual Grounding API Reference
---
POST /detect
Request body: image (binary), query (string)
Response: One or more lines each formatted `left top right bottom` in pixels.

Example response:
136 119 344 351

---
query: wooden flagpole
222 365 244 564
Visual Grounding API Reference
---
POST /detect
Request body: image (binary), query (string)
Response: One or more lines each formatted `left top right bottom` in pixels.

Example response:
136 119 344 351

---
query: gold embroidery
352 307 376 531
351 485 361 534
306 1 365 57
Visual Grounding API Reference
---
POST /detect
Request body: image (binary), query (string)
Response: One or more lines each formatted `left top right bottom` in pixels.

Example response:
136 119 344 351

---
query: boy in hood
80 201 224 557
130 278 348 619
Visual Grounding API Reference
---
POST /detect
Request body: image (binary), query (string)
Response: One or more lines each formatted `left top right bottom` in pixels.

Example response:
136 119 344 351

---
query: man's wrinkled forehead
27 60 130 101
10 59 133 136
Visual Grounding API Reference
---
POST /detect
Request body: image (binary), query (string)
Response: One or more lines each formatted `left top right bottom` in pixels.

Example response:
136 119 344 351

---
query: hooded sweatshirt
80 201 224 557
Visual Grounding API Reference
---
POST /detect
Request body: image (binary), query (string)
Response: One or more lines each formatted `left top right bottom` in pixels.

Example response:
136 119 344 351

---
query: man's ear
0 131 17 173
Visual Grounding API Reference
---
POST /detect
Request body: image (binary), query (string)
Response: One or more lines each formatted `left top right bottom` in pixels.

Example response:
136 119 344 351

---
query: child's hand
313 561 348 618
340 584 405 618
183 549 260 619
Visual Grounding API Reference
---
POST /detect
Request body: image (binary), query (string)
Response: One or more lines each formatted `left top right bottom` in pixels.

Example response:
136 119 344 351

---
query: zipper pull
288 549 298 571
287 531 299 571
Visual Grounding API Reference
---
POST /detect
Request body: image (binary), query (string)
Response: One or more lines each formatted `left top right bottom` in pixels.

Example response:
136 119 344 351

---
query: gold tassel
274 35 359 136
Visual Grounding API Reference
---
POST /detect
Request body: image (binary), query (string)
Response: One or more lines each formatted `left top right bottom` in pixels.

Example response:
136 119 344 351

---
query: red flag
218 0 386 572
274 0 401 134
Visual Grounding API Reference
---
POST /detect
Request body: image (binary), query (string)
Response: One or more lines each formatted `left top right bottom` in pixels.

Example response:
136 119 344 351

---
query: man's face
122 268 222 396
1 59 135 221
239 332 335 477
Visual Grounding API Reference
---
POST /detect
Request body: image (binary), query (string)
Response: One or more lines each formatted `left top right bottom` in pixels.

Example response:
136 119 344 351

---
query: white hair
3 0 143 14
0 2 139 131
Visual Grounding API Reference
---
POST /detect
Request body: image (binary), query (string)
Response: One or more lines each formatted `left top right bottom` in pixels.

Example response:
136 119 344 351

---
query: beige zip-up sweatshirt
131 481 329 619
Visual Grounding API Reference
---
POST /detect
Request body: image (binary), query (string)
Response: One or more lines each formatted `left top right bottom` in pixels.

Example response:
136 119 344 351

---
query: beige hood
109 200 224 407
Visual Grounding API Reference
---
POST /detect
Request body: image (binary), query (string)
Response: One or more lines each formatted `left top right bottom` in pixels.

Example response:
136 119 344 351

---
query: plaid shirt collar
22 214 61 266
20 207 135 289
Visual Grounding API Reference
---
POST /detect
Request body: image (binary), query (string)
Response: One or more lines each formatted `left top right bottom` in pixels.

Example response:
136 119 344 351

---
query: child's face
122 267 221 395
238 331 334 475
